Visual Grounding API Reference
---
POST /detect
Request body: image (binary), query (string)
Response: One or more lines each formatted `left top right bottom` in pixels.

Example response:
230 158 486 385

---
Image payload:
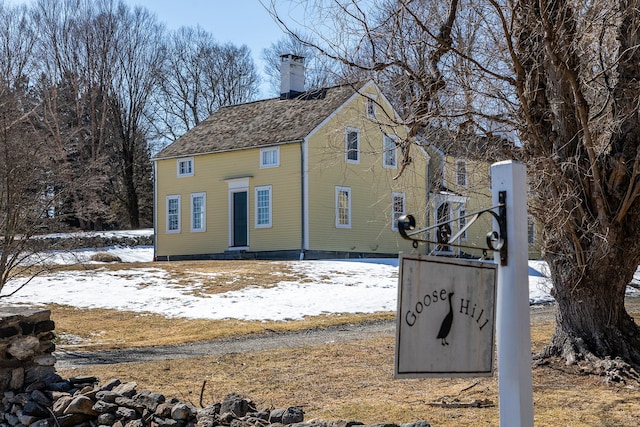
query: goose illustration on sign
395 254 497 378
437 292 454 345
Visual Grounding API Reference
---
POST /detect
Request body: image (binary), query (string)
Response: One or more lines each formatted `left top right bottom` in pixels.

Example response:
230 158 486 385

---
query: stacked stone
0 308 56 392
1 375 433 427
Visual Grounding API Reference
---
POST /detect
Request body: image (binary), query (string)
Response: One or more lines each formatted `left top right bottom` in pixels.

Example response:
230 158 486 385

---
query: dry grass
57 331 640 426
47 260 640 426
51 305 394 350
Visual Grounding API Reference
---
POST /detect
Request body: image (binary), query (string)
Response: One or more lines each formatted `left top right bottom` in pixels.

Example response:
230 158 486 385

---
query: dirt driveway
55 303 559 369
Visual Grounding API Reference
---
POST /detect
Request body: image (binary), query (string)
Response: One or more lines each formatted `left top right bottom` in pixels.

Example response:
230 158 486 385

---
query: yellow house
152 55 428 260
417 128 542 260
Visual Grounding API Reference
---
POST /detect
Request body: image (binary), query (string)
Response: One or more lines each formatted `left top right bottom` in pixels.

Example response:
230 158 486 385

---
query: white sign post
394 160 534 426
491 160 534 427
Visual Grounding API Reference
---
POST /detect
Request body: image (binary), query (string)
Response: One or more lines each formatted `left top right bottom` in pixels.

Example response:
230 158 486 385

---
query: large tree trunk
515 0 640 373
543 252 640 367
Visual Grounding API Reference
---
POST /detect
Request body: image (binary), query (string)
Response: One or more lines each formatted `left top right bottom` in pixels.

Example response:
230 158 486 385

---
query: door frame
227 178 250 250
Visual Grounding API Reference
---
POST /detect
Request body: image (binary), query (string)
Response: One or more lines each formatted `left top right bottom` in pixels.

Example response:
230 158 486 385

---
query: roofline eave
152 139 306 161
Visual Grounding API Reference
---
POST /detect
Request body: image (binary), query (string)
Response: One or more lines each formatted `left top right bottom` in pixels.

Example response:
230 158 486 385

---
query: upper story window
383 135 397 168
191 192 206 232
456 160 467 187
260 147 280 168
391 192 405 231
366 96 377 118
166 195 181 233
255 185 272 228
335 186 351 228
345 127 360 164
177 157 194 177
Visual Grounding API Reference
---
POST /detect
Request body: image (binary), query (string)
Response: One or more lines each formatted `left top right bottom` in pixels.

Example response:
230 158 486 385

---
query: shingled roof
154 81 369 160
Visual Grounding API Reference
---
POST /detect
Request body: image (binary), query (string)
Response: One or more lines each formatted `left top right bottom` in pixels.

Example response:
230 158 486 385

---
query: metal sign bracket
397 191 508 265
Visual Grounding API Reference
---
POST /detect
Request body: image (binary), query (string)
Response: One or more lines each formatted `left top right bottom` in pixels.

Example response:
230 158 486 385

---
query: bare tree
0 2 70 296
34 0 119 230
109 4 164 228
272 0 640 376
152 26 260 141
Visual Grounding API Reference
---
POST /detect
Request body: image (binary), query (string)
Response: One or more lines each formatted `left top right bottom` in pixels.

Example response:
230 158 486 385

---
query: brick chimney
280 54 305 99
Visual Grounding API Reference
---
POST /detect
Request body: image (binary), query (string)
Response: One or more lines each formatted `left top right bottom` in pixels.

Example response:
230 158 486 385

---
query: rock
400 422 431 427
93 399 118 413
221 393 255 417
116 406 139 419
64 395 99 416
97 412 117 425
133 389 165 411
53 394 74 415
112 381 138 397
101 377 122 390
282 407 304 424
171 402 194 420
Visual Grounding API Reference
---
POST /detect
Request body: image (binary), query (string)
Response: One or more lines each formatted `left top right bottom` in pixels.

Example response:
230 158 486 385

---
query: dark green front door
232 191 248 247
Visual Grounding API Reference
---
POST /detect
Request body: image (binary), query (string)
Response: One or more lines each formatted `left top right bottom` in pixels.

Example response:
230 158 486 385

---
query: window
436 202 452 251
255 185 272 228
335 186 351 228
260 147 280 168
366 97 376 118
177 158 194 177
166 195 181 233
459 209 467 240
345 128 360 163
456 160 467 187
528 216 536 246
391 192 405 231
383 135 397 168
191 192 206 232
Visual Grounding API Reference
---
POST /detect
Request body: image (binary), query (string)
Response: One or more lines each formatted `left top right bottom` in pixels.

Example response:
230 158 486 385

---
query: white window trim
177 157 194 177
335 186 352 228
260 146 280 168
255 185 272 228
366 95 377 118
391 192 405 231
190 192 206 232
345 127 360 164
166 195 181 234
383 134 397 169
456 159 467 187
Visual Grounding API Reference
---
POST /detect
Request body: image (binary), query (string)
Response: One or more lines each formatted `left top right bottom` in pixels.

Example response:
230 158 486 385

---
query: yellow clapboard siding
305 87 427 256
155 144 302 257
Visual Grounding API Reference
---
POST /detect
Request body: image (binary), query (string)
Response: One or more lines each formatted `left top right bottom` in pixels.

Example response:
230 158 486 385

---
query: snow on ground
1 237 636 321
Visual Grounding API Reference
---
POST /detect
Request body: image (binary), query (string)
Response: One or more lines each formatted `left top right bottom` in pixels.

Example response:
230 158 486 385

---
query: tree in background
271 0 640 377
0 0 262 231
0 2 73 295
35 0 122 230
151 26 260 141
108 4 164 229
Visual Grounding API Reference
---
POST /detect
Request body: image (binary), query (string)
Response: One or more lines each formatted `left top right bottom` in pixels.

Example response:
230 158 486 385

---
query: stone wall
0 308 432 427
0 307 56 393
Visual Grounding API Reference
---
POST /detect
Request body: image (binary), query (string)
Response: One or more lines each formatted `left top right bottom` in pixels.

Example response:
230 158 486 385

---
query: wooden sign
394 254 497 378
